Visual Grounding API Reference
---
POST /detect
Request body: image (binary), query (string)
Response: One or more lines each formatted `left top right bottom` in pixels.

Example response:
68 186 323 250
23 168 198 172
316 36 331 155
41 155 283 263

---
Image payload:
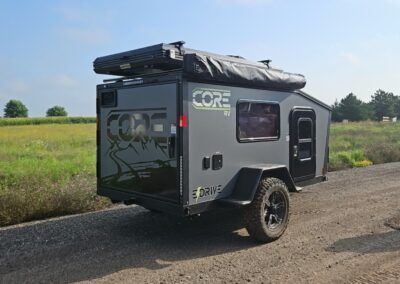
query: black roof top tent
93 40 330 110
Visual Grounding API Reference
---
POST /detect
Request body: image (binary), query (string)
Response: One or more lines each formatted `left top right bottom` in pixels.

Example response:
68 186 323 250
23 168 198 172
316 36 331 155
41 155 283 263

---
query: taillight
179 115 188 127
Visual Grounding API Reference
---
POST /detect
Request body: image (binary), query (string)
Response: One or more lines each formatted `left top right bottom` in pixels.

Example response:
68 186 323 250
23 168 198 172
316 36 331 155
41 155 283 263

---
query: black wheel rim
264 191 287 229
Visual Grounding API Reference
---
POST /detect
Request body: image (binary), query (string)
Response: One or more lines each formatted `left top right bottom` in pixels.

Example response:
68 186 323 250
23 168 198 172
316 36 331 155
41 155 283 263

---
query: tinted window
298 119 312 139
101 91 116 107
238 101 279 141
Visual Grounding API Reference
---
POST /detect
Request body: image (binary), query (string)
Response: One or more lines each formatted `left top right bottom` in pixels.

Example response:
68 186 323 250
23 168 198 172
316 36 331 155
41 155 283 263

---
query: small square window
237 101 280 142
101 91 117 107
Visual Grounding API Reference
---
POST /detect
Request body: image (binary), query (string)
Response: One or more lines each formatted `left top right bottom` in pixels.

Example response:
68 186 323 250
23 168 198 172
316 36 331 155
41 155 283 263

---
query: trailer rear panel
98 82 179 202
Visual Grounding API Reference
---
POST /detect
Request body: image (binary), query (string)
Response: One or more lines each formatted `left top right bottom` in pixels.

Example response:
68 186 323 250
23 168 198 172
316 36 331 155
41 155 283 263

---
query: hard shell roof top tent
94 41 331 243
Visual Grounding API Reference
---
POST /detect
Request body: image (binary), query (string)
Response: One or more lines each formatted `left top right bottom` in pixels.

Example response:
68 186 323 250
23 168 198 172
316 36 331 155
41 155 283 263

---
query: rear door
98 82 179 202
289 108 316 182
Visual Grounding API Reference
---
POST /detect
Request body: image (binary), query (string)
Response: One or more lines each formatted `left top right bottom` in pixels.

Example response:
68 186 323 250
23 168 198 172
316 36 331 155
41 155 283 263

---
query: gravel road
1 163 400 284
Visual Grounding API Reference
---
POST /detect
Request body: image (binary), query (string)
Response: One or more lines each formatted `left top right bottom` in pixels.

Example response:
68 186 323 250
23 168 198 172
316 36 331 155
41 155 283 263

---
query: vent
101 91 117 107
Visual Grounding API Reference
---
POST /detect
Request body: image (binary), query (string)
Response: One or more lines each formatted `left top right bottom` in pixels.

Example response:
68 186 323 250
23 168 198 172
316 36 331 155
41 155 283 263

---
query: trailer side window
237 101 280 142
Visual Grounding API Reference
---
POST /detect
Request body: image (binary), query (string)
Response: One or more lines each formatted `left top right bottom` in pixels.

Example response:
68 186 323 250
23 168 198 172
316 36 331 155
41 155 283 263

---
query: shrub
0 117 95 126
329 150 372 171
0 175 111 226
353 160 373 167
46 106 68 117
329 155 352 171
365 143 400 164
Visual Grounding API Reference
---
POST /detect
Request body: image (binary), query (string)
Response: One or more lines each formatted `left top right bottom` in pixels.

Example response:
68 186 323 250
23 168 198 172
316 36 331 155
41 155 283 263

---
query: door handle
168 136 175 158
293 145 298 158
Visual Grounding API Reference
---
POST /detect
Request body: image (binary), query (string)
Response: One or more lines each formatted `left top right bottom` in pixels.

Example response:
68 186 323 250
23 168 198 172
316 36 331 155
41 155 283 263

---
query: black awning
183 53 306 91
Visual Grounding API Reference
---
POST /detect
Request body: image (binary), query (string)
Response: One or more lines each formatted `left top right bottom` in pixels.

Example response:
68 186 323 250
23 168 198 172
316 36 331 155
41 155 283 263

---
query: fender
219 164 296 207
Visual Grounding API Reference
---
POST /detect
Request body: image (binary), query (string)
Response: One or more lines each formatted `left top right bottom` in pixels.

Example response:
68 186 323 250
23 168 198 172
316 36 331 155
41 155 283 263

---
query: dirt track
1 163 400 284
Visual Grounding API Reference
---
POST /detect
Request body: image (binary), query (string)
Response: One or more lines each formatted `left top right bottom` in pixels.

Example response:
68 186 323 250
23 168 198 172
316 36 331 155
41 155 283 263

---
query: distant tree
370 89 397 120
331 99 342 122
360 102 375 121
46 106 68 117
338 93 365 121
4 99 28 118
395 96 400 119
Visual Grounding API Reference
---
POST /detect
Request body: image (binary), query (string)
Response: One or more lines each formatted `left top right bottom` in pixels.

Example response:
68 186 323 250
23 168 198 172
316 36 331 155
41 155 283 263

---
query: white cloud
51 74 79 88
59 6 88 22
383 0 400 6
0 79 30 101
0 75 78 102
8 79 30 93
0 90 8 101
56 4 113 45
62 27 111 45
341 52 360 65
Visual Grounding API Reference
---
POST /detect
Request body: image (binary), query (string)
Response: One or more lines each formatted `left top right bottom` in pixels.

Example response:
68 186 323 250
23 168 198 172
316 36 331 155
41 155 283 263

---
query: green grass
0 124 111 226
0 120 399 226
329 121 400 171
0 116 96 126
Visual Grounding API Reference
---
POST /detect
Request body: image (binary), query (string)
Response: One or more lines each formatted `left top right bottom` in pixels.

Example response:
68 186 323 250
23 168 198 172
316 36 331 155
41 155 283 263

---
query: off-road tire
244 177 290 243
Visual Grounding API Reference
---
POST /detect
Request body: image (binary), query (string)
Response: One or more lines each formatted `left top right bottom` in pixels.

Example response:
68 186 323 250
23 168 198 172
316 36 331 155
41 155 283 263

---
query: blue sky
1 0 399 116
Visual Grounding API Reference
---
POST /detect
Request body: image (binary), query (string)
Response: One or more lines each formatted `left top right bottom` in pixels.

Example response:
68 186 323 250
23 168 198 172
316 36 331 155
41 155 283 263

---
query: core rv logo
193 185 222 202
192 88 231 116
106 109 167 143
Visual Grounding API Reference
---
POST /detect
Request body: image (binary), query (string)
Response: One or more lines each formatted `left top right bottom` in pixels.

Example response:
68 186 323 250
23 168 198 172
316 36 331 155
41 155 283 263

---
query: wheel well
219 166 296 207
261 168 296 192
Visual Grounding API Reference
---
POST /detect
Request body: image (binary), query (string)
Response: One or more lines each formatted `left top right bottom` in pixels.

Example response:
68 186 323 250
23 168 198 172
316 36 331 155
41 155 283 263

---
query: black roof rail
168 41 185 55
259 60 272 68
227 55 245 59
168 40 185 47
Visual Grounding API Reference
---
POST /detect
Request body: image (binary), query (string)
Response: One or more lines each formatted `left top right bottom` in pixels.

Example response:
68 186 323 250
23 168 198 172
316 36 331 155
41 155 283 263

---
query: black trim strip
325 111 332 173
295 175 327 187
98 186 181 216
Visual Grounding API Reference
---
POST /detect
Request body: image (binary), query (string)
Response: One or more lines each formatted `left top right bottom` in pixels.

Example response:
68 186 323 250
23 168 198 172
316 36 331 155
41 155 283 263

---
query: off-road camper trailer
94 41 331 242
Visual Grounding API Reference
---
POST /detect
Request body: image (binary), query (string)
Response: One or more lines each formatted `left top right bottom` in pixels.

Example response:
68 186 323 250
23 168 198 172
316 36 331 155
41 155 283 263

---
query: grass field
0 121 399 226
0 124 111 226
329 121 400 171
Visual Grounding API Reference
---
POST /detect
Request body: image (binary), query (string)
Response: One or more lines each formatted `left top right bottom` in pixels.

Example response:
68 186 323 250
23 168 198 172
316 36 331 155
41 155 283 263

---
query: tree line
2 100 68 118
3 90 399 121
332 89 400 122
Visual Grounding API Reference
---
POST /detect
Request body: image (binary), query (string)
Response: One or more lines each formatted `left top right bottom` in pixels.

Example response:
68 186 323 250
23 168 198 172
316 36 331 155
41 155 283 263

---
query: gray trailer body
185 81 330 205
97 70 331 216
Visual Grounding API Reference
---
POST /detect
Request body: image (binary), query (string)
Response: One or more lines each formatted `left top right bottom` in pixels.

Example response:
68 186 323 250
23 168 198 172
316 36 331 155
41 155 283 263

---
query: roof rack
102 68 182 83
